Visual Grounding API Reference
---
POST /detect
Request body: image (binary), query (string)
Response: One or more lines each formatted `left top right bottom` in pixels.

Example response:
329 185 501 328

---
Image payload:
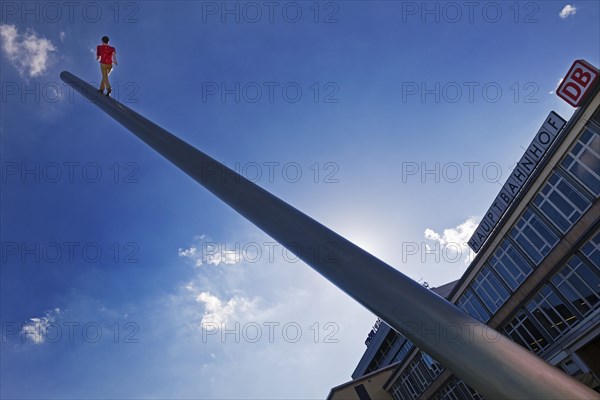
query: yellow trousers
100 63 113 91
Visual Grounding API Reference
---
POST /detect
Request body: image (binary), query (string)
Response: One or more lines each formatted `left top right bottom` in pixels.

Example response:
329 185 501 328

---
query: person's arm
112 51 118 65
96 46 101 62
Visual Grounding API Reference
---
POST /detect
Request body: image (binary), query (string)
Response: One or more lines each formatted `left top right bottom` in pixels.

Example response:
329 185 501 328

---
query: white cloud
0 24 57 77
183 282 263 327
178 235 243 267
424 217 479 265
178 246 202 267
559 4 576 19
22 308 61 344
203 246 240 266
166 231 378 398
6 230 373 398
195 292 259 326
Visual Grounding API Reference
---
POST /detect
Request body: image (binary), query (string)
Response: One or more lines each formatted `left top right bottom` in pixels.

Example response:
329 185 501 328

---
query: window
472 265 510 314
390 383 406 400
488 239 533 291
510 209 559 265
366 330 399 373
395 357 432 399
580 230 600 269
526 285 578 339
561 128 600 197
533 172 591 233
392 352 443 400
432 379 463 400
552 256 600 317
504 310 549 353
420 352 443 378
457 289 490 322
433 377 484 400
392 339 415 365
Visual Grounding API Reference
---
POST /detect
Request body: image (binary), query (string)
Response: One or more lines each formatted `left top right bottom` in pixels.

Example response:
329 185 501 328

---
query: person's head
101 36 109 44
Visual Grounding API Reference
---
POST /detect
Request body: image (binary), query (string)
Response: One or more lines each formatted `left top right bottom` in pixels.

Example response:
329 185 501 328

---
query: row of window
508 127 599 262
392 338 415 365
503 235 600 355
390 248 598 398
459 228 599 327
560 128 600 197
457 124 599 322
391 352 443 400
365 330 400 374
433 232 600 397
510 208 560 265
533 171 591 234
456 238 532 323
432 377 484 400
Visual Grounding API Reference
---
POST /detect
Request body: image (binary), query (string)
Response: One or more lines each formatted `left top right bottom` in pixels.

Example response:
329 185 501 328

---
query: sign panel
557 60 599 107
468 111 566 253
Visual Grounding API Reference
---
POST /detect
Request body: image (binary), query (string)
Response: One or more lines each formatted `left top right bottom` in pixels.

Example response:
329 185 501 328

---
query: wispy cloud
179 245 241 266
549 78 564 95
0 24 57 77
179 234 242 267
22 308 61 344
184 282 262 326
424 217 478 265
559 4 577 19
59 31 65 43
197 292 259 326
178 246 202 266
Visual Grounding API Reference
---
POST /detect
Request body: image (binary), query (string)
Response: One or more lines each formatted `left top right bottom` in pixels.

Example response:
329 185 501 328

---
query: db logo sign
557 60 599 107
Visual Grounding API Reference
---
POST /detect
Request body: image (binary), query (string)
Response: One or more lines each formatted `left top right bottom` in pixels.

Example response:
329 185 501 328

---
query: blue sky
1 1 599 398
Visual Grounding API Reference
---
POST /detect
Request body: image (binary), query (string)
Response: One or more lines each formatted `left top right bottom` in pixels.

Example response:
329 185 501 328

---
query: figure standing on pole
97 36 117 97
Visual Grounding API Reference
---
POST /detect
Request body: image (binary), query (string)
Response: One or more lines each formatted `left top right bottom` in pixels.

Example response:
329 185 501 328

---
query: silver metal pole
61 71 600 399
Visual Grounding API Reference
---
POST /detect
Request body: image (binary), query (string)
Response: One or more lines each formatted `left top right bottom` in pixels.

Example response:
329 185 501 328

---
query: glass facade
365 330 399 374
394 233 600 399
502 233 600 356
393 339 415 365
471 266 510 314
580 230 600 269
432 377 484 400
391 352 443 400
487 240 532 291
561 128 600 197
510 209 558 265
457 289 490 323
532 171 591 233
551 255 600 317
503 310 548 353
405 231 600 397
525 284 578 340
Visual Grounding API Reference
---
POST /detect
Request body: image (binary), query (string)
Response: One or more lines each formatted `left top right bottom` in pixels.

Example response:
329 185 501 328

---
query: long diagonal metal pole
61 71 599 399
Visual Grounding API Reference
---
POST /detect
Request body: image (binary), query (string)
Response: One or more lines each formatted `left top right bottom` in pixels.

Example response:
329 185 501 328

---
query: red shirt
97 44 115 65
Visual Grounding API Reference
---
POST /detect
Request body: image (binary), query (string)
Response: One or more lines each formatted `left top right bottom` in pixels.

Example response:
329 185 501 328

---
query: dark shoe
97 89 103 94
106 88 112 97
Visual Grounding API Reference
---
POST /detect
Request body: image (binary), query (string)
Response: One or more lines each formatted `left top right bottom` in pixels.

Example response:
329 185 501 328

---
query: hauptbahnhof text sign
468 112 566 253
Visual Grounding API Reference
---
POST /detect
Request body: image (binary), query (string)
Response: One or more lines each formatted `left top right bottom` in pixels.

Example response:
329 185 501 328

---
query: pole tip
59 71 71 82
